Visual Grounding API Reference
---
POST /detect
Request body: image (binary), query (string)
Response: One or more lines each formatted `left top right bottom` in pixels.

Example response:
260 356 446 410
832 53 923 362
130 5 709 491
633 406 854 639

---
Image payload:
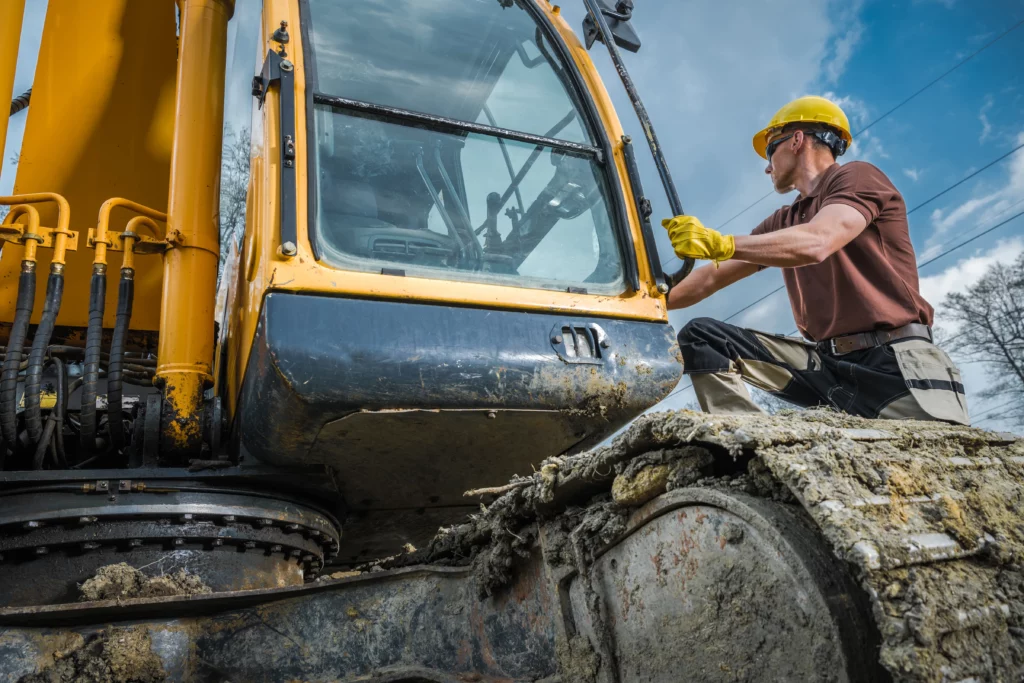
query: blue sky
4 1 1023 431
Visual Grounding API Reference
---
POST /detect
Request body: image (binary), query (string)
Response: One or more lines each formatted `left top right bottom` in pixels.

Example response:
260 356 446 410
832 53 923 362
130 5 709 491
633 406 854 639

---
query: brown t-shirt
751 161 933 341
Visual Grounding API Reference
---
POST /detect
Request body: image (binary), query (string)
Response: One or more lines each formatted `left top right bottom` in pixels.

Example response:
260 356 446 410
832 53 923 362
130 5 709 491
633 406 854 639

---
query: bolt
656 282 670 295
212 539 224 547
600 339 610 349
118 480 131 491
281 241 297 256
486 410 497 419
108 495 117 502
552 334 563 344
280 59 294 72
173 538 185 547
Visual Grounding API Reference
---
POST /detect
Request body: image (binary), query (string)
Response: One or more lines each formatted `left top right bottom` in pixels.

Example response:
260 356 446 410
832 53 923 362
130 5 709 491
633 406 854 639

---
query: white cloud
824 18 865 85
979 95 994 144
818 92 889 163
923 131 1024 257
903 168 921 182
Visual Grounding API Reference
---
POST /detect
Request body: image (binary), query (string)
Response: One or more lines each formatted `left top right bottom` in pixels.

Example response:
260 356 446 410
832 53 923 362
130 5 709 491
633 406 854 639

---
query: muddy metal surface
0 564 559 683
397 409 1024 682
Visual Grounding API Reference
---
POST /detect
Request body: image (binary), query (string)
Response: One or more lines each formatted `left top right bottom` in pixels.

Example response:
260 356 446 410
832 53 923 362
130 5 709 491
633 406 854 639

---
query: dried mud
17 627 165 683
397 408 1024 682
78 563 212 602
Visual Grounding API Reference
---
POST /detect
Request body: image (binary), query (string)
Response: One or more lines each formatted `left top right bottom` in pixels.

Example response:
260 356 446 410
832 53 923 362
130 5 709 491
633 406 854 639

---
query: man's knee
677 317 728 345
677 317 741 374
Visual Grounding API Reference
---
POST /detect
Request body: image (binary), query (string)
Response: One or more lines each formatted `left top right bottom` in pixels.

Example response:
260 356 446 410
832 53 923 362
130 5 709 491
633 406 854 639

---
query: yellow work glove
661 215 736 267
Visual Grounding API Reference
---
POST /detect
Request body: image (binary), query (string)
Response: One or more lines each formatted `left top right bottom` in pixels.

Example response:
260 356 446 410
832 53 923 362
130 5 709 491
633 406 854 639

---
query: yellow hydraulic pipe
157 0 233 455
0 0 25 175
94 197 168 266
2 204 41 263
121 215 163 270
0 192 72 263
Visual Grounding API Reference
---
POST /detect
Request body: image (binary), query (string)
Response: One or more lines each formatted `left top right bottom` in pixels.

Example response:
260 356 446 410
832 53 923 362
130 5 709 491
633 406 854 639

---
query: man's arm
667 259 760 310
731 203 867 268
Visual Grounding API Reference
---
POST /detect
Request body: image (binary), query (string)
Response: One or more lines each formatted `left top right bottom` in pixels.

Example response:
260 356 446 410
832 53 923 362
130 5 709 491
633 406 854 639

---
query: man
662 96 969 424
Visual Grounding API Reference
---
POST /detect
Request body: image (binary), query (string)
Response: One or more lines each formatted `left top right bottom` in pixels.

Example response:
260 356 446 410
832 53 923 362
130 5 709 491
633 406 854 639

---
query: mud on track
390 409 1024 682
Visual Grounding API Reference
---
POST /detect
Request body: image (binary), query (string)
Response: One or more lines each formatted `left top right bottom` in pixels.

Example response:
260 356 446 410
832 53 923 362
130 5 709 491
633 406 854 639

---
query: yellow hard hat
752 96 853 159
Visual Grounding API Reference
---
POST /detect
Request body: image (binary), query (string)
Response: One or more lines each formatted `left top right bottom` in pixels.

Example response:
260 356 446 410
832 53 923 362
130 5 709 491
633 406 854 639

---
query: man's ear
793 130 806 154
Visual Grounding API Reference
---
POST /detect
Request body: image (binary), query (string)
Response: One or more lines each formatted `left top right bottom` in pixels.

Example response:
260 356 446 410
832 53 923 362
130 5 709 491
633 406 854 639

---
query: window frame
298 0 640 293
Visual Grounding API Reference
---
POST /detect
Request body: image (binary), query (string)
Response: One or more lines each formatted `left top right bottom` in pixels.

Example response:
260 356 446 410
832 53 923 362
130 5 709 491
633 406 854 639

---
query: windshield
305 0 627 294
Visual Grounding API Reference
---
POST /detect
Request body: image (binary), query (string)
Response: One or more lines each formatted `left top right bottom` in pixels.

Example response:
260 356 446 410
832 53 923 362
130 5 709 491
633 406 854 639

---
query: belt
818 323 932 356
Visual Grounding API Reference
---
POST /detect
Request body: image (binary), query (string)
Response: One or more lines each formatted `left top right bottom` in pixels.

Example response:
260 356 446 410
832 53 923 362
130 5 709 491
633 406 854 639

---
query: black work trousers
676 317 969 423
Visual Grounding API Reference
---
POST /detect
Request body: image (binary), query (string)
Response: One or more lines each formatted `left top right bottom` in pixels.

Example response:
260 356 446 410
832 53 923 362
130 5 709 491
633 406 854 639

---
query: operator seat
318 168 457 267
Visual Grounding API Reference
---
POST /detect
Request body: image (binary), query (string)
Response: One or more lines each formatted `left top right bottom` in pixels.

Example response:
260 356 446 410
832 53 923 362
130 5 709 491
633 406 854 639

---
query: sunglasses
765 132 796 161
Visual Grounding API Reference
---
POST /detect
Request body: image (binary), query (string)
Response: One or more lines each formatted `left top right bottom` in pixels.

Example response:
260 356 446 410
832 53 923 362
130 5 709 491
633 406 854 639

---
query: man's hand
661 215 736 266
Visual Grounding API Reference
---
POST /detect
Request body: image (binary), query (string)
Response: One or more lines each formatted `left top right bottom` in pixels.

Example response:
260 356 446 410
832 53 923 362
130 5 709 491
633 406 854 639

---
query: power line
915 209 1024 270
971 398 1019 421
854 17 1024 138
661 18 1024 270
904 142 1024 217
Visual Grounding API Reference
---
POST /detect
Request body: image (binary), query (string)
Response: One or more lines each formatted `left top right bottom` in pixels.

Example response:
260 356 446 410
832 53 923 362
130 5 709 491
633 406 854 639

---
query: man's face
764 130 799 193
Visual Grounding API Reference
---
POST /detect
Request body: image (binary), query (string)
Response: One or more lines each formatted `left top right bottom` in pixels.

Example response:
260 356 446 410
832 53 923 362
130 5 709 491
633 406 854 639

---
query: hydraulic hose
9 87 30 116
31 404 56 470
107 267 134 452
0 263 36 446
24 266 64 445
79 266 106 452
52 356 67 467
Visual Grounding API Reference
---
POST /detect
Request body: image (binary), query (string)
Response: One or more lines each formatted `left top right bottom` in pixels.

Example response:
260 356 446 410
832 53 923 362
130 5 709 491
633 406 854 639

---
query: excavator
0 0 1021 681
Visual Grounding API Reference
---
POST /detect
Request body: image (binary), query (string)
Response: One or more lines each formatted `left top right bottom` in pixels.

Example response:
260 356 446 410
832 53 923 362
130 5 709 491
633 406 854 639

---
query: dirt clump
79 563 212 602
18 626 165 683
554 634 600 683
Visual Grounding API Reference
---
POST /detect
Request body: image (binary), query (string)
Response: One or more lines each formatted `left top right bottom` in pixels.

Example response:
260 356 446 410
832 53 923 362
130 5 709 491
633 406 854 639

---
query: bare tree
942 254 1024 428
219 126 251 276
